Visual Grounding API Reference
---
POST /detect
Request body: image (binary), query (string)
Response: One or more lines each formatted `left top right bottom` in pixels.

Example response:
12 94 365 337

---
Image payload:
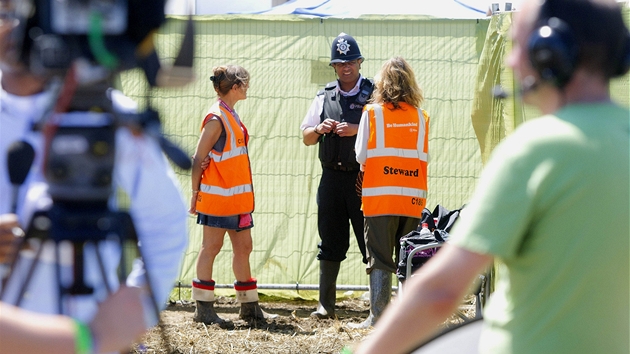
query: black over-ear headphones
528 0 630 89
613 31 630 78
527 0 579 88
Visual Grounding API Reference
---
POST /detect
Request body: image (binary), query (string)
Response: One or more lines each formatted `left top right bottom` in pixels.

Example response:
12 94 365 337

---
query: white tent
166 0 522 18
168 0 629 17
252 0 520 18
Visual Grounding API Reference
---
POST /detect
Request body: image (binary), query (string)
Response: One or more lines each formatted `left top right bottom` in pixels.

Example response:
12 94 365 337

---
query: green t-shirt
451 103 629 354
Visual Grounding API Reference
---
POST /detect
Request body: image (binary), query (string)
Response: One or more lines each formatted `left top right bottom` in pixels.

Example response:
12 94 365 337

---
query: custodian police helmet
330 32 364 64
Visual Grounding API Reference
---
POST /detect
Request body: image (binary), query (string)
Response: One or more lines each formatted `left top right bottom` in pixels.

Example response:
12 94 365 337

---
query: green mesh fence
118 9 629 298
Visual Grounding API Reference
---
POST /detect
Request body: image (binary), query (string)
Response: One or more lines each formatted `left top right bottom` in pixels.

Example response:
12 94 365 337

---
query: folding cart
396 205 491 320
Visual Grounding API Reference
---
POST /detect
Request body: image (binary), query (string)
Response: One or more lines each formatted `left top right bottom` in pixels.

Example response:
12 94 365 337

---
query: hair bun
210 72 225 84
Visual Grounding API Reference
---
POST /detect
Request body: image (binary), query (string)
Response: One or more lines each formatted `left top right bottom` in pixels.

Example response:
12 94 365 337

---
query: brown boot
235 278 278 321
193 300 228 325
239 301 278 321
192 279 229 326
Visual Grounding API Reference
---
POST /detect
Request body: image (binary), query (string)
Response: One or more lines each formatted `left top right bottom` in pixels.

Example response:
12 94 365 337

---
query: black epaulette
317 81 338 96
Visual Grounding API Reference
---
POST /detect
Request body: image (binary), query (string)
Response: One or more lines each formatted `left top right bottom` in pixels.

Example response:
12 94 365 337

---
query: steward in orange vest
350 56 429 330
361 102 429 218
196 101 254 216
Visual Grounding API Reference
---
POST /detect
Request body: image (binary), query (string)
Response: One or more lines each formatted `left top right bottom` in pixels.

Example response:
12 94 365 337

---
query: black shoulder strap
356 78 374 105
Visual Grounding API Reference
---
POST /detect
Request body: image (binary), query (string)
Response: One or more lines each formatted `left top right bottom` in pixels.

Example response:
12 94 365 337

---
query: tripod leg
13 240 45 307
135 251 162 323
55 242 64 314
0 230 28 299
93 241 113 295
134 244 172 353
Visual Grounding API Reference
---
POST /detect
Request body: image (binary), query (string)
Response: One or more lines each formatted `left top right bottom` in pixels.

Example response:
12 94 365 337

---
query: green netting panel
118 9 628 296
120 14 487 292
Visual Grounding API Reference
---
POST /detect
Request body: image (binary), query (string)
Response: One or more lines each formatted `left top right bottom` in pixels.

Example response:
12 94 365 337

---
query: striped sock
192 278 216 302
234 278 259 303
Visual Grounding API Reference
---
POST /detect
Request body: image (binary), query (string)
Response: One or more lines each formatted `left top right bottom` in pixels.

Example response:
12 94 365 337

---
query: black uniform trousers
316 167 367 263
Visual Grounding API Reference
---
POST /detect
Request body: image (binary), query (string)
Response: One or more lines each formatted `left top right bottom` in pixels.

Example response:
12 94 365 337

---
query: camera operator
0 0 188 348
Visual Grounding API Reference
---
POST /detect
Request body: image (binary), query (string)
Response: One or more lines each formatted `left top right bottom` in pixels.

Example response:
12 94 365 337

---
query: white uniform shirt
0 79 188 328
354 109 370 169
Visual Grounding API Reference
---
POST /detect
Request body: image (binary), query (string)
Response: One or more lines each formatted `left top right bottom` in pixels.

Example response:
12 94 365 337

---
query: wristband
314 125 323 135
73 320 94 354
340 346 353 354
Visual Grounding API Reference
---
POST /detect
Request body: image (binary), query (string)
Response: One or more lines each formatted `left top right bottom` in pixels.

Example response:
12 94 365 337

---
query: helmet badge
336 38 351 55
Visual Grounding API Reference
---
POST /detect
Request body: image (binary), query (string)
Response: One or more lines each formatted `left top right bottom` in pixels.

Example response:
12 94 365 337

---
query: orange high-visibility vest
361 102 429 217
196 101 254 216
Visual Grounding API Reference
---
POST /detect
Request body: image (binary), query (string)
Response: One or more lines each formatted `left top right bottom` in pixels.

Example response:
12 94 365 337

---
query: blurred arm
0 286 145 354
0 302 76 354
354 244 493 354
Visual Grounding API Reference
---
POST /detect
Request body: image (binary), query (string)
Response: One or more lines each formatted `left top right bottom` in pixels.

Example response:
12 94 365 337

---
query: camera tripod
0 202 162 320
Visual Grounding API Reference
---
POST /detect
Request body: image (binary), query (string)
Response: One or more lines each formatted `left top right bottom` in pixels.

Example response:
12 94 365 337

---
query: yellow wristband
73 320 93 354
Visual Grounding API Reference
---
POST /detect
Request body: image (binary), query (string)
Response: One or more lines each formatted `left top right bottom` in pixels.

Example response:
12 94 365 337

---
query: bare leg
227 228 253 282
196 226 226 281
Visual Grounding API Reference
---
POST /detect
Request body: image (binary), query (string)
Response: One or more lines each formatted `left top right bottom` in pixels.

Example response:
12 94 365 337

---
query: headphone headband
527 0 630 88
527 0 578 88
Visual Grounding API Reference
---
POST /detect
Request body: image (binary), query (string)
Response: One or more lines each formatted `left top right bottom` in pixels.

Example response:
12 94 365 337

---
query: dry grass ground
132 295 476 354
134 296 372 354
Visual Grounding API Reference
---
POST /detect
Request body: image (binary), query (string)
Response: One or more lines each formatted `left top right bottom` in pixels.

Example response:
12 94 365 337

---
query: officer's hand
334 122 358 137
0 214 21 264
317 118 337 134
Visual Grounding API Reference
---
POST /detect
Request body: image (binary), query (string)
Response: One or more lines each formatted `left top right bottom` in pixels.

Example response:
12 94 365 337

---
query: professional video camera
1 0 194 334
5 0 194 202
12 0 183 80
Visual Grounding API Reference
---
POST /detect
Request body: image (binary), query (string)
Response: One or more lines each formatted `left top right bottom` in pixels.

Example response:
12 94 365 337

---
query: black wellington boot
310 260 341 319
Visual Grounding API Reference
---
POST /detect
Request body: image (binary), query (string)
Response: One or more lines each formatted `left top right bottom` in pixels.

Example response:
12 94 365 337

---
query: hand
334 122 358 137
0 214 21 264
200 155 211 170
316 118 337 135
188 193 198 216
89 286 147 353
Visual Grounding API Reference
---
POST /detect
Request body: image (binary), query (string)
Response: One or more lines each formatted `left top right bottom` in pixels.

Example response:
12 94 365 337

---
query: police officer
301 33 373 319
